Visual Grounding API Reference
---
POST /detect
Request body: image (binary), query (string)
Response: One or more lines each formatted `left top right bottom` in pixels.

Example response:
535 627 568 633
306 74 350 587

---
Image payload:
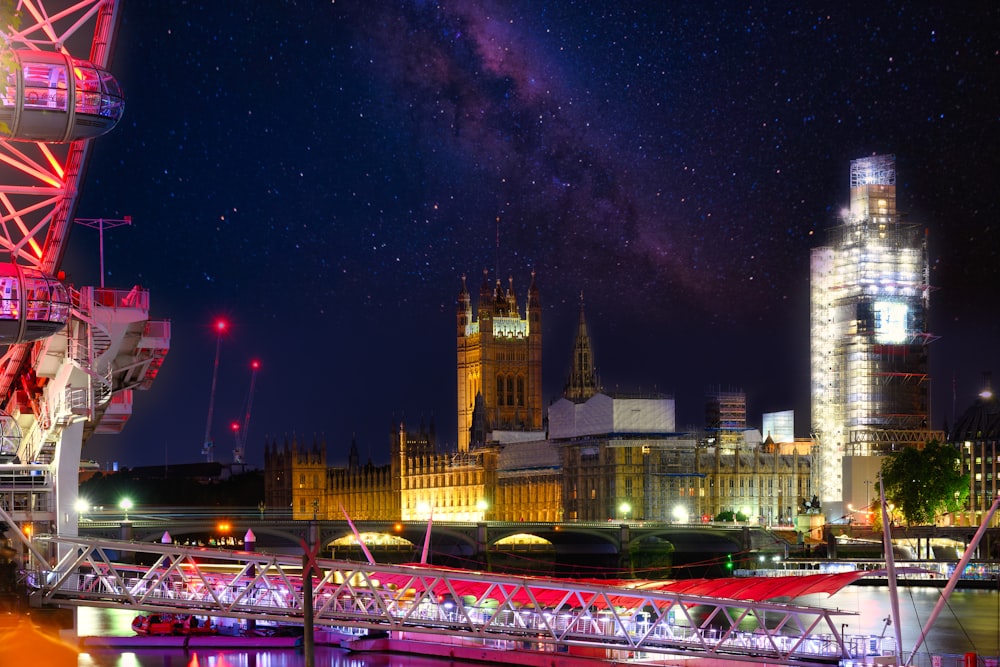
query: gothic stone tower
564 295 599 402
456 269 542 452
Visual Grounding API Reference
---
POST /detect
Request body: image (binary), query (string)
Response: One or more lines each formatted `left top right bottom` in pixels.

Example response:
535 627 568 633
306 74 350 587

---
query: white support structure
6 286 169 561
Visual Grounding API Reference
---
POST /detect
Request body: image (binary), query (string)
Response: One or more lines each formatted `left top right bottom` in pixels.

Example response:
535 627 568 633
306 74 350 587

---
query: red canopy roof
369 565 899 610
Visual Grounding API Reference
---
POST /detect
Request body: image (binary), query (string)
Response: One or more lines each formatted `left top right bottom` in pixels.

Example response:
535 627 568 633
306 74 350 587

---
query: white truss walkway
24 532 896 666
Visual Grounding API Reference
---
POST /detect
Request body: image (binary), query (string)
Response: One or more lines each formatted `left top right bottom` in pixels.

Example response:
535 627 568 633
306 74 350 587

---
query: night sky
62 2 1000 470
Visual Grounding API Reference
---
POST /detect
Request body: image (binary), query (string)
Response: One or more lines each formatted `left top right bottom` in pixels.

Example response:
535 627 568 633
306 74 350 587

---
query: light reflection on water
821 585 1000 658
73 586 1000 666
78 647 360 667
78 648 454 667
78 606 136 636
74 608 456 667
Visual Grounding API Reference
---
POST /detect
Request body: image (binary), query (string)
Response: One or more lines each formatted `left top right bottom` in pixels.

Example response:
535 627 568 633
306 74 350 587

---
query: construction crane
231 359 260 466
201 319 228 463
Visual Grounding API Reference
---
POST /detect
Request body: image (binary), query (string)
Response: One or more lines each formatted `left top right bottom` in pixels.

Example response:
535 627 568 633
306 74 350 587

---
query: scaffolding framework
705 387 746 451
810 155 935 505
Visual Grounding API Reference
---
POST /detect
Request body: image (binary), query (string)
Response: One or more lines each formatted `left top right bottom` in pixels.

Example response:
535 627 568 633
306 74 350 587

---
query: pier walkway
24 532 900 666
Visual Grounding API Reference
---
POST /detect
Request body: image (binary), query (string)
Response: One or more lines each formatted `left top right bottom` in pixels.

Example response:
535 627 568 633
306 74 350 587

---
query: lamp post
619 501 631 522
965 441 974 526
119 497 134 547
672 505 689 524
73 216 132 288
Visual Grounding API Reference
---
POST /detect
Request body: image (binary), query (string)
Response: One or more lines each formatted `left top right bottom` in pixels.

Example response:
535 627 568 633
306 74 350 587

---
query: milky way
68 1 1000 467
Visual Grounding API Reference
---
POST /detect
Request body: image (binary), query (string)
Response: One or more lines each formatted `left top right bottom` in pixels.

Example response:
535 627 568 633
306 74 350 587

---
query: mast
906 495 1000 663
879 474 903 665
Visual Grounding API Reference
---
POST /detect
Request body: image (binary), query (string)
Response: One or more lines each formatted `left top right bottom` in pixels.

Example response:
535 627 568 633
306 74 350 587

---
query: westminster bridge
71 509 1000 575
73 509 786 575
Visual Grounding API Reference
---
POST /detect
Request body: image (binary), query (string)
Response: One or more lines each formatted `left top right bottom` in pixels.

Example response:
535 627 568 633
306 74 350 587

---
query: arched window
507 376 515 406
517 376 525 406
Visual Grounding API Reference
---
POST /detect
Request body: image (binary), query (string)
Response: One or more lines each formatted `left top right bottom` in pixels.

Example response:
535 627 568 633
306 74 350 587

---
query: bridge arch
488 524 621 553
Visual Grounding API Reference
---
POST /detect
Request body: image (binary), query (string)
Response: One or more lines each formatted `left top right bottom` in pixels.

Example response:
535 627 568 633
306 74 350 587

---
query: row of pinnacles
264 418 468 521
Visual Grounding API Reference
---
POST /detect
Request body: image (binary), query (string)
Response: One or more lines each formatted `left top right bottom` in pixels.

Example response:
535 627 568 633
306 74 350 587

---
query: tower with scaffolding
810 154 941 515
705 386 747 452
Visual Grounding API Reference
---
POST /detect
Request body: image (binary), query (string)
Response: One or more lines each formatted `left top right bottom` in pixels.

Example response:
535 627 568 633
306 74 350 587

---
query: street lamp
619 502 631 522
965 441 974 525
476 499 488 520
672 505 689 524
120 497 133 522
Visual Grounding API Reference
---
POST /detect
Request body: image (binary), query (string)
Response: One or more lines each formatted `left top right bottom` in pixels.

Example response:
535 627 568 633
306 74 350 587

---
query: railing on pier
27 533 900 666
747 559 1000 582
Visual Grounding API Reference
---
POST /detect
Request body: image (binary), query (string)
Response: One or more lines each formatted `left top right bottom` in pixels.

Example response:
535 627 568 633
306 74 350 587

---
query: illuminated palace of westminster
266 155 996 528
265 272 814 526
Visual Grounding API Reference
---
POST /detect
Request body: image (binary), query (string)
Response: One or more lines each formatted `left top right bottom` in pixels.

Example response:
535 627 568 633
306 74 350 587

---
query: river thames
74 586 1000 667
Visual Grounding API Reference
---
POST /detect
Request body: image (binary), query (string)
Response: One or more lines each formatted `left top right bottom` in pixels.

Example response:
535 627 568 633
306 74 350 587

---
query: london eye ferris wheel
0 0 125 452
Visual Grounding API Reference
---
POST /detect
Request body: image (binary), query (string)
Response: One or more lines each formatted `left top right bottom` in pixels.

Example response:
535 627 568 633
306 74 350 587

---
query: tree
880 440 969 526
714 510 749 523
800 495 822 515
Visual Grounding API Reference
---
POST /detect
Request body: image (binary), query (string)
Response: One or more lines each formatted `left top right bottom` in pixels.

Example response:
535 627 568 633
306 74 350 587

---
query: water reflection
78 607 136 637
73 587 1000 666
78 648 454 667
822 586 1000 658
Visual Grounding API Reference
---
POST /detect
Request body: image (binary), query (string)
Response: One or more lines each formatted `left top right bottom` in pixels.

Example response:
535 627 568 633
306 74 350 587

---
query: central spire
564 291 599 402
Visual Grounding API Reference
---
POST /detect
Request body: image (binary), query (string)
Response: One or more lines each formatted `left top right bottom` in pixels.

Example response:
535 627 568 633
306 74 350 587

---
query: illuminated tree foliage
880 441 968 526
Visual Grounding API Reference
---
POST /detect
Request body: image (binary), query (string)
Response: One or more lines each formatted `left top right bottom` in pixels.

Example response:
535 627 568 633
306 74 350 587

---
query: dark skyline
61 2 1000 469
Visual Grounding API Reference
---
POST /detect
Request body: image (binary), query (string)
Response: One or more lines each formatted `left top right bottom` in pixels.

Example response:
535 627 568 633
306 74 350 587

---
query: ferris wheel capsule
0 409 22 462
0 48 124 143
0 263 71 344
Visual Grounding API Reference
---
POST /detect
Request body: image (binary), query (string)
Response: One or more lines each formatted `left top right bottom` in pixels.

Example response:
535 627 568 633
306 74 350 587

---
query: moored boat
131 614 178 636
176 615 216 636
131 614 216 636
